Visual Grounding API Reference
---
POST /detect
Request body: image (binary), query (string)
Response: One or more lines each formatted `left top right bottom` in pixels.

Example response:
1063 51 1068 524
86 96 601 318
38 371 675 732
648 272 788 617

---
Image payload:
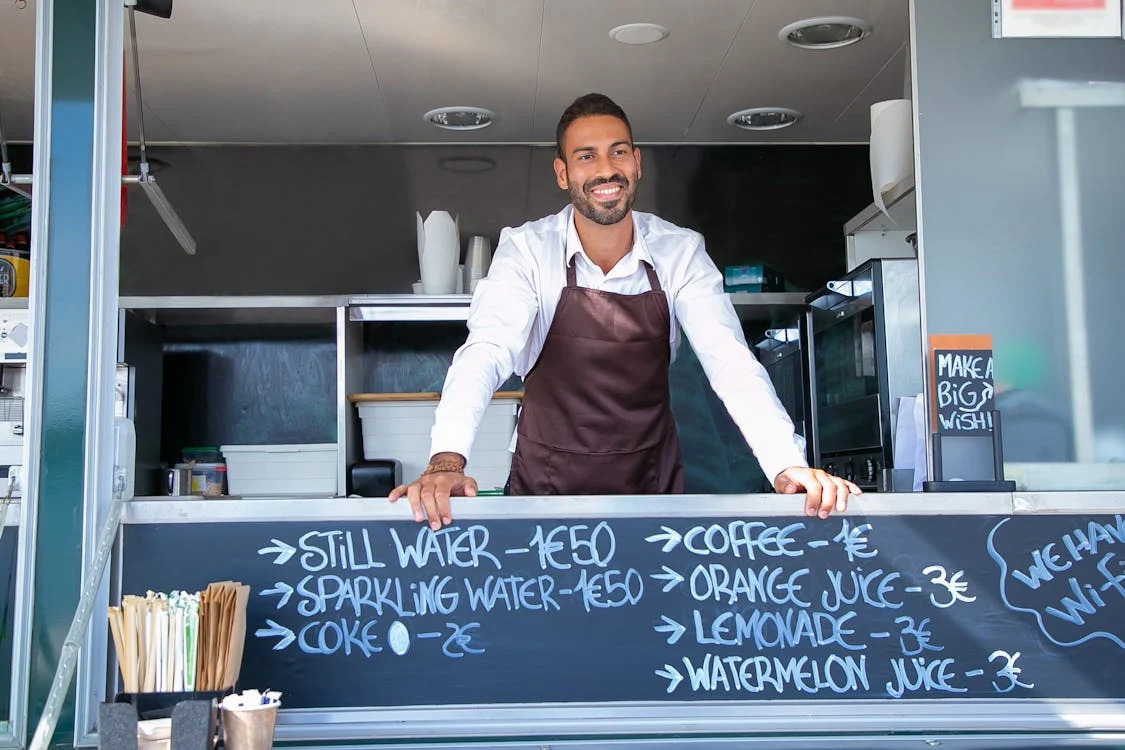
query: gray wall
914 0 1125 467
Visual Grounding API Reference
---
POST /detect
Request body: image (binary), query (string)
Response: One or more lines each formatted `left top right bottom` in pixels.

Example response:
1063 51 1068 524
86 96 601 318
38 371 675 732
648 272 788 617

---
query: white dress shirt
430 205 807 484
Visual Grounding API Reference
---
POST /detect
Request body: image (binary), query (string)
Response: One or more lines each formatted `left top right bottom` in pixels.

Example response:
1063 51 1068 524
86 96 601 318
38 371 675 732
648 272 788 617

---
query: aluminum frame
1 0 56 745
70 1 125 746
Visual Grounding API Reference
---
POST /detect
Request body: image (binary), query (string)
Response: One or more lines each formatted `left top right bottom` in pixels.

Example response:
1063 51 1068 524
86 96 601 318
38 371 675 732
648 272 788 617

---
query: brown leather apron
509 256 684 495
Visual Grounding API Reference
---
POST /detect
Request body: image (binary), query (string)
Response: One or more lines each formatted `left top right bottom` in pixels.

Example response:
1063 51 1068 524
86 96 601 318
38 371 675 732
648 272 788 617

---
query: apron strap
567 255 662 292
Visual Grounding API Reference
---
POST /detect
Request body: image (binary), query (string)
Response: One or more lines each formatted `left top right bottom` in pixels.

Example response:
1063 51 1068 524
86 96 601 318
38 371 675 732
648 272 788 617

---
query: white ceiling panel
353 0 544 142
534 0 753 143
1 0 913 145
0 0 37 142
831 41 910 139
692 0 910 143
127 0 389 143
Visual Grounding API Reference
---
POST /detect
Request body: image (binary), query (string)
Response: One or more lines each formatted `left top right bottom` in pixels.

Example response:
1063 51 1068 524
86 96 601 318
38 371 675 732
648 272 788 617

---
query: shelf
120 295 344 325
844 176 916 235
111 292 808 326
728 291 807 322
349 294 473 322
349 292 808 323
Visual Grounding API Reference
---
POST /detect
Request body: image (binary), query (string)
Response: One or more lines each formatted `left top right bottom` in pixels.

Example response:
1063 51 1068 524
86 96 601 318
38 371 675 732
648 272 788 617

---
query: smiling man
390 93 861 527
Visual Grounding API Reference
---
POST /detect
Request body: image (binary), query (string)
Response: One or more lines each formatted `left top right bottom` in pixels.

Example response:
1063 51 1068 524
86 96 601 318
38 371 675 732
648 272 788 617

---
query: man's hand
773 466 862 520
388 453 478 529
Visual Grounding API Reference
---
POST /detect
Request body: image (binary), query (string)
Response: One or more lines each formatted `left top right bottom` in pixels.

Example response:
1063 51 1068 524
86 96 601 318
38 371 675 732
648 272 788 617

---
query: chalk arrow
655 664 683 694
255 620 296 651
654 615 686 645
982 381 994 402
651 566 684 592
645 526 682 553
257 538 296 565
259 582 294 609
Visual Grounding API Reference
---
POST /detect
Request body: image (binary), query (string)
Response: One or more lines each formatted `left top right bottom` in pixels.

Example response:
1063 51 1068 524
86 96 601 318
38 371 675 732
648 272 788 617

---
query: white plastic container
219 443 337 497
356 397 518 491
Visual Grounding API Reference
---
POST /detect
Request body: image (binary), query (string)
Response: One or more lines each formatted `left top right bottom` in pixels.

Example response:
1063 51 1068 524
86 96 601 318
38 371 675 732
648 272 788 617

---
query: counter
93 491 1125 748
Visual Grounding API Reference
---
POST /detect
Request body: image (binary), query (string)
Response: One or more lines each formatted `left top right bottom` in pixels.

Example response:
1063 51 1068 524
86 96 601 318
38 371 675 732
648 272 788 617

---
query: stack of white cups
463 235 492 294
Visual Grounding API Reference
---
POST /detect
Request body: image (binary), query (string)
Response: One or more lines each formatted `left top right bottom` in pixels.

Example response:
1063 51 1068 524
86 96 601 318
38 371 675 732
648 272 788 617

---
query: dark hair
555 93 633 159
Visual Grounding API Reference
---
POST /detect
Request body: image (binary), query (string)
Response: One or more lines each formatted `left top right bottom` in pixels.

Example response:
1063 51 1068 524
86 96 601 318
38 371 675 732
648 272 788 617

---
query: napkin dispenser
349 459 403 497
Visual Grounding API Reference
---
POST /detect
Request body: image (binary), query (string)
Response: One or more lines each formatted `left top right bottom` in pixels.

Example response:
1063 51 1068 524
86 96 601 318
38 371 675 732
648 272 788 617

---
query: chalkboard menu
121 514 1125 708
930 333 996 435
0 528 17 720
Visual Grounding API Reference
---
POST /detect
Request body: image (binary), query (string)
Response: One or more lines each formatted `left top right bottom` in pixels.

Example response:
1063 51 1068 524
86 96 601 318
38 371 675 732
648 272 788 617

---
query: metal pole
1055 107 1095 463
127 6 148 175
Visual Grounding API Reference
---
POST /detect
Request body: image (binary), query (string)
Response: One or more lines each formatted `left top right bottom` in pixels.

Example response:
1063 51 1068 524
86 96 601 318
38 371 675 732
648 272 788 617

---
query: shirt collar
562 205 653 274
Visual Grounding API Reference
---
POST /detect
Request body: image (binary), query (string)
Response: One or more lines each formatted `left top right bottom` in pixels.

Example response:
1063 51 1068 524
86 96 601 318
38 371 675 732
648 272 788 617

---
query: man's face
553 114 642 226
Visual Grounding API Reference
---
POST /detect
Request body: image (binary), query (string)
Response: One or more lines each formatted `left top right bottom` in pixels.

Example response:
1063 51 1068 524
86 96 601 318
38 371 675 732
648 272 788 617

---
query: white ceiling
0 0 909 145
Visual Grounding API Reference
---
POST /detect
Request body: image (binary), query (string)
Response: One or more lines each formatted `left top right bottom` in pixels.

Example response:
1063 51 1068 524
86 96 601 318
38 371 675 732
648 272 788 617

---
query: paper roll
869 99 914 218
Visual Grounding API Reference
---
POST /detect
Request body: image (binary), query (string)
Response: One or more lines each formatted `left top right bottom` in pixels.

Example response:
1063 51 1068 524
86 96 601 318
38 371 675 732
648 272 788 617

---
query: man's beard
568 174 636 226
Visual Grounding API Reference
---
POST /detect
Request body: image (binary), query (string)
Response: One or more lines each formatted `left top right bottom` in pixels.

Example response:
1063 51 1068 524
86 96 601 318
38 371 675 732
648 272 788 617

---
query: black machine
805 259 923 491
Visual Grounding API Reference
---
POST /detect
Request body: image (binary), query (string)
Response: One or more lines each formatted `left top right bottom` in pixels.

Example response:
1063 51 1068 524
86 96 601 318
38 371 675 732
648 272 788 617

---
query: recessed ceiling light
779 16 871 49
609 23 669 45
423 107 496 131
726 107 803 131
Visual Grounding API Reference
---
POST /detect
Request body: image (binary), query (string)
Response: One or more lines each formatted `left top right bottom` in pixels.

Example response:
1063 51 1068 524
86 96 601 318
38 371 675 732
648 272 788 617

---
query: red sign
1012 0 1106 9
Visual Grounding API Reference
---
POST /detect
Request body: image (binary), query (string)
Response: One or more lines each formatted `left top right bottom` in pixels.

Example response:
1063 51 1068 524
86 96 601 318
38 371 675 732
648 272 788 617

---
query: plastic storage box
356 397 519 492
723 263 783 293
219 443 337 496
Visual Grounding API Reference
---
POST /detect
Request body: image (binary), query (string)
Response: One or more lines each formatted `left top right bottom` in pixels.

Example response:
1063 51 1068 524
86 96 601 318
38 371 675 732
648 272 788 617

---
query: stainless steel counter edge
1014 491 1125 514
268 698 1125 743
119 492 1034 524
119 295 349 309
257 735 1125 750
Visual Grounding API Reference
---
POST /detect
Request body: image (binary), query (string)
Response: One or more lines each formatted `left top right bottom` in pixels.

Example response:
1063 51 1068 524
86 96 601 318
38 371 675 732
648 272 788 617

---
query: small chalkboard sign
930 335 995 435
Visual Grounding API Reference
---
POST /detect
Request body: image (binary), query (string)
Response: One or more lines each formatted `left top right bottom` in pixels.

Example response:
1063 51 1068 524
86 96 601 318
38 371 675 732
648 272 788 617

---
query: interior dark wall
120 144 872 296
4 144 33 173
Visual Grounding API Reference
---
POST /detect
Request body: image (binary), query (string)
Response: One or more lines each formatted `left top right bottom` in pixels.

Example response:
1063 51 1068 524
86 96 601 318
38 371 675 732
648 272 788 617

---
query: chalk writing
988 516 1125 649
922 565 977 608
673 653 869 695
934 349 996 434
103 513 1124 708
244 518 1057 701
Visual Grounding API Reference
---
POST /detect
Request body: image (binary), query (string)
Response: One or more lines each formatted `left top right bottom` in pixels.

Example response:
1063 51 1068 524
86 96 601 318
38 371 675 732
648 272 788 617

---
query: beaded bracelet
422 460 465 475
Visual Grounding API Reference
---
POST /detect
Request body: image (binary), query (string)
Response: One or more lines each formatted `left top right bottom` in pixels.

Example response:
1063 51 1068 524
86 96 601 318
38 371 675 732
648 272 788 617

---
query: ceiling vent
726 107 802 131
423 107 496 131
779 17 871 49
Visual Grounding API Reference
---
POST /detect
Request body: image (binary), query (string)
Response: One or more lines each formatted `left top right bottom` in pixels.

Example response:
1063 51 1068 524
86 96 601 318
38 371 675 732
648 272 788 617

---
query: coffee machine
805 259 923 491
